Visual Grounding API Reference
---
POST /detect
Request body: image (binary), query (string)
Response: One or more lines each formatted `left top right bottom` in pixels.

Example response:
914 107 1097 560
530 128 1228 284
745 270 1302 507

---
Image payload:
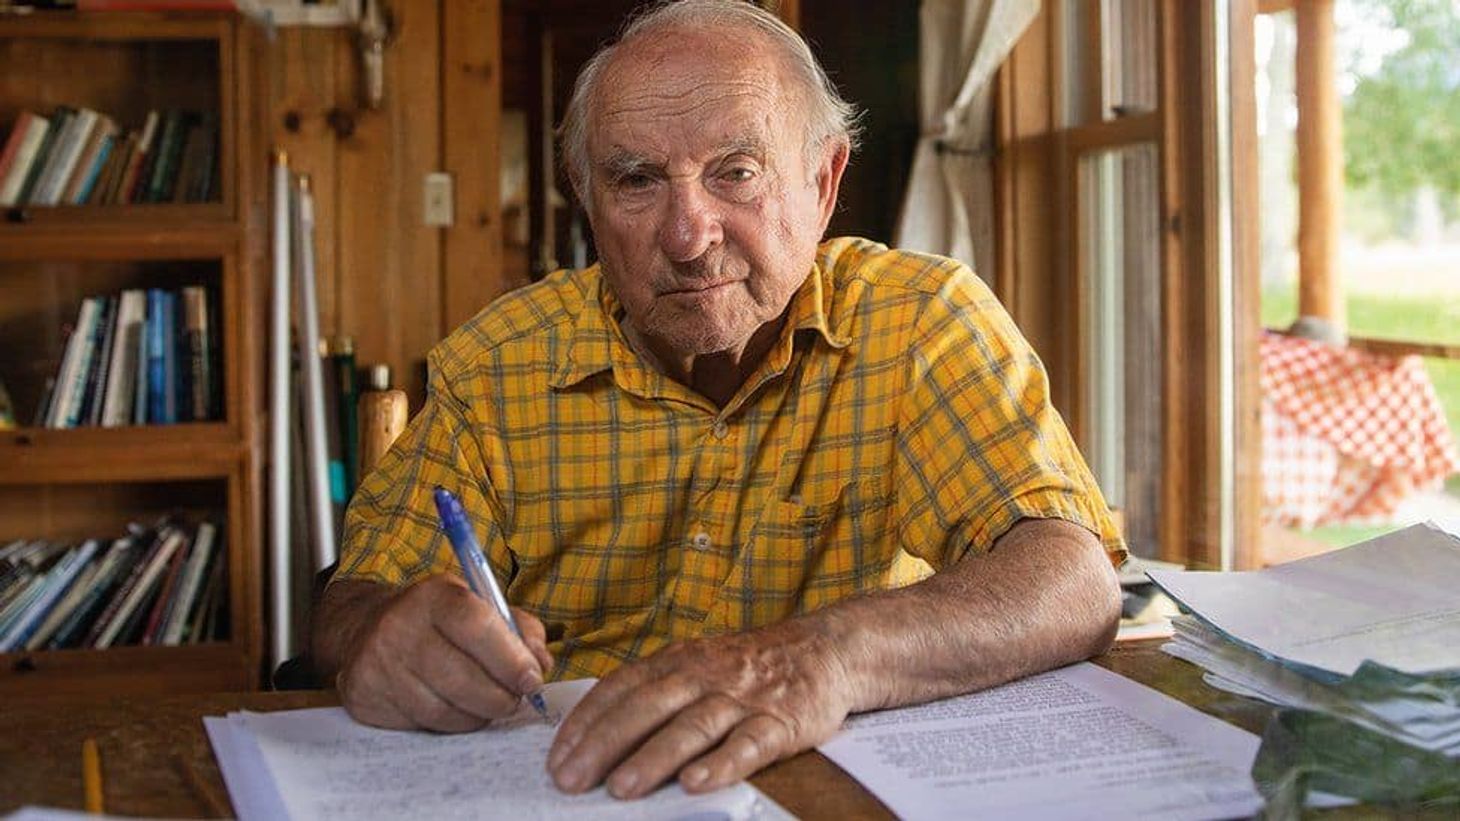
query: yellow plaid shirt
335 237 1126 680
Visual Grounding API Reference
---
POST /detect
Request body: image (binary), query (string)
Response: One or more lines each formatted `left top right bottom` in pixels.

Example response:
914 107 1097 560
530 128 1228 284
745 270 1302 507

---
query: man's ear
815 138 851 233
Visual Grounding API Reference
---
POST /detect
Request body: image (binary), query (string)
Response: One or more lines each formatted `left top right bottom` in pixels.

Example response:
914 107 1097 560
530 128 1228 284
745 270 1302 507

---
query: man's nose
658 182 723 263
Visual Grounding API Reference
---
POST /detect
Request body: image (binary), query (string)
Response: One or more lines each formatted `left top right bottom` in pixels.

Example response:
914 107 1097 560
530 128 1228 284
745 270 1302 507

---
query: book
75 296 116 426
118 110 159 204
61 115 118 204
16 107 72 206
186 547 226 643
162 520 217 645
181 286 212 422
0 112 51 207
101 289 147 427
141 534 190 645
23 549 105 650
31 107 100 206
188 114 220 202
48 537 140 649
170 120 205 203
0 540 100 652
80 529 161 648
86 131 131 206
162 289 178 423
143 110 186 204
93 527 184 649
133 297 150 424
46 298 101 428
0 113 34 190
145 289 167 424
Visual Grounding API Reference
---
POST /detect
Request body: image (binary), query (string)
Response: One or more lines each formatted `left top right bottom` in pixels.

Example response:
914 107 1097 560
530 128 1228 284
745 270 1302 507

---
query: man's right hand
329 575 554 733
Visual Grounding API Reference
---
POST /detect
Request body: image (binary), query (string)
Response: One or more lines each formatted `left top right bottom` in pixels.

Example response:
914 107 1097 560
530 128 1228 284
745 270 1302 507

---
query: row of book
0 518 227 653
38 286 220 428
0 107 219 209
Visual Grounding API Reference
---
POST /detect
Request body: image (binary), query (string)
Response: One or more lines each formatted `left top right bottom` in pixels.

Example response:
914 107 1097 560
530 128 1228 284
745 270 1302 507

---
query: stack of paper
205 679 791 821
1148 522 1460 757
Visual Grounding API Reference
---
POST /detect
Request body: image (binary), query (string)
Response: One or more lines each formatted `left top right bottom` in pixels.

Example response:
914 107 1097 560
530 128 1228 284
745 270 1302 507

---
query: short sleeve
893 264 1127 570
331 347 512 590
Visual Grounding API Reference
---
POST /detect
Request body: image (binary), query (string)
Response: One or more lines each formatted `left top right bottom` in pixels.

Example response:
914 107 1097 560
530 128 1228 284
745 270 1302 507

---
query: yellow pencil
82 737 103 814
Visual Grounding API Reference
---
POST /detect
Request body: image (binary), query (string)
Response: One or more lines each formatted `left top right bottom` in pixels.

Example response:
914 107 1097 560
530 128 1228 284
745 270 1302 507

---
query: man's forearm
310 579 398 682
792 517 1121 713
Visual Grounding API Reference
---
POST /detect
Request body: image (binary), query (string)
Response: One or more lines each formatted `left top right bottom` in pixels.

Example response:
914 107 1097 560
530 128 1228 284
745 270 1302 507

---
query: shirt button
712 422 729 439
691 532 712 550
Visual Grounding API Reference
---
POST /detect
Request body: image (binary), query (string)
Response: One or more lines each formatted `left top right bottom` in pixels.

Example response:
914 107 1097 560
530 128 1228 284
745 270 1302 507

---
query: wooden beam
443 0 513 330
1257 0 1295 14
1230 0 1264 571
1295 0 1344 328
1348 336 1460 361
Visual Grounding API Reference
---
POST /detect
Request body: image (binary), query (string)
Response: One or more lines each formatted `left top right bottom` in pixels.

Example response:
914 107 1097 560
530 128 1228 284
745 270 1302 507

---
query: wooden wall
264 0 522 409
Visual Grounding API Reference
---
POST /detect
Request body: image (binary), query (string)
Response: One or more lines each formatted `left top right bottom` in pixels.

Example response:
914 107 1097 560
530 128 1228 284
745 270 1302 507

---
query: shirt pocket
738 475 907 624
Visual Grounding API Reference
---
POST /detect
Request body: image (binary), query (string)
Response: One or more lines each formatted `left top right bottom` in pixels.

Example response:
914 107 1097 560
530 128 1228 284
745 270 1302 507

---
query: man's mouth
662 280 741 296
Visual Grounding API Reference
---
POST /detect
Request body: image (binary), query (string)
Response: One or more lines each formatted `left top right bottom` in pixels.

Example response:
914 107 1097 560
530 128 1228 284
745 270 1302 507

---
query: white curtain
894 0 1039 281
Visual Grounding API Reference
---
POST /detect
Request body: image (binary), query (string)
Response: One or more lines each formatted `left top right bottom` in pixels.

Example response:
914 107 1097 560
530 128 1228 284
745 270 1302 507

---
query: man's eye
723 167 756 183
618 173 654 191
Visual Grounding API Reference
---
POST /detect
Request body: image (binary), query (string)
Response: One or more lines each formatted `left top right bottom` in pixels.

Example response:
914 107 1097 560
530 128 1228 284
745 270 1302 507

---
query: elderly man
313 0 1124 802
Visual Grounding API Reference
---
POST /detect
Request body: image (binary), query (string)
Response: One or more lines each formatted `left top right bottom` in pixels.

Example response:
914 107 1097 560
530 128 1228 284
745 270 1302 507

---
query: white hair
558 0 861 200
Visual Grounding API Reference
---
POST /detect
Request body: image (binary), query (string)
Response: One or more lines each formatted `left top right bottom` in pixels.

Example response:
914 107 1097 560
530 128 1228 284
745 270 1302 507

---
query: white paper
1164 616 1460 754
818 662 1265 821
1149 522 1460 677
207 679 791 821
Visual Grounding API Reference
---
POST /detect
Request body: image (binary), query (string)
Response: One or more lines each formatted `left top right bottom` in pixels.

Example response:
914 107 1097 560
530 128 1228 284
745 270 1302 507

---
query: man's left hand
546 624 855 799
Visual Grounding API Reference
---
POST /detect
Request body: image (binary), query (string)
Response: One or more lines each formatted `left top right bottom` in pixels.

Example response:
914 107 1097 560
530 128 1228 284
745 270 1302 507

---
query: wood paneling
263 1 511 409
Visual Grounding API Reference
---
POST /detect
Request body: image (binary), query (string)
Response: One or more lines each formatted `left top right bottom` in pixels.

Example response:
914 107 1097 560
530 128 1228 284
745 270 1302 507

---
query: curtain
893 0 1039 282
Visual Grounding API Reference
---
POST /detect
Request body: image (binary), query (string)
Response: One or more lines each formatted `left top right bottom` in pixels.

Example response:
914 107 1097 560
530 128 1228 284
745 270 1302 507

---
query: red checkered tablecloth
1261 331 1460 528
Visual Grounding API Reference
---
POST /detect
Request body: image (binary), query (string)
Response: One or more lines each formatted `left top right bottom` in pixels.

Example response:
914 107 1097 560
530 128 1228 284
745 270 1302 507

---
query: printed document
818 662 1265 821
205 678 790 821
1148 522 1460 678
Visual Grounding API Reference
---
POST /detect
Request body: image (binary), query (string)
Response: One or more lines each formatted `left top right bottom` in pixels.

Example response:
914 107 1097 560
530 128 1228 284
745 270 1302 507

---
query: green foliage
1344 0 1460 197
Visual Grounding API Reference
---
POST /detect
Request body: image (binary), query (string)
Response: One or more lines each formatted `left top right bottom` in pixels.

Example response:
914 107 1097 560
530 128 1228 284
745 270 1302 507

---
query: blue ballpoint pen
432 486 552 723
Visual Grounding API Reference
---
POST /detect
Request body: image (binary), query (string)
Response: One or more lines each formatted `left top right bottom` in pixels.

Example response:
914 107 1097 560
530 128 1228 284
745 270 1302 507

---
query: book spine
73 133 114 204
141 537 189 645
182 286 210 422
82 533 157 648
62 118 115 205
119 111 159 205
101 290 145 427
23 551 103 651
76 296 116 427
162 521 216 645
146 289 166 424
61 297 106 428
33 108 98 206
15 107 70 206
189 114 219 203
0 541 99 652
0 116 50 207
94 529 182 649
163 290 178 423
47 298 98 429
143 111 183 204
47 541 135 650
0 112 32 187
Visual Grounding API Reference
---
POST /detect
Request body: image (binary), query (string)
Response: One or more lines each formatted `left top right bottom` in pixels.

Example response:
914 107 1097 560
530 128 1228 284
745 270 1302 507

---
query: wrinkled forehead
588 29 800 161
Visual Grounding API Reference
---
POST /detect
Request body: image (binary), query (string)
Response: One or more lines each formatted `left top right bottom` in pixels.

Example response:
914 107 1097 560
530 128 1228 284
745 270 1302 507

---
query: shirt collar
549 259 850 391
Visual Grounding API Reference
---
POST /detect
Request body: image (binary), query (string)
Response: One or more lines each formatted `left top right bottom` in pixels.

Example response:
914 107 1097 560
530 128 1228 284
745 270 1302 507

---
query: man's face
583 32 841 358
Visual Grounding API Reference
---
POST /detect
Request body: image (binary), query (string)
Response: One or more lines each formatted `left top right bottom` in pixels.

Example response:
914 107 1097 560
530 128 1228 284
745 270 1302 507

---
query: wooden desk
0 642 1274 819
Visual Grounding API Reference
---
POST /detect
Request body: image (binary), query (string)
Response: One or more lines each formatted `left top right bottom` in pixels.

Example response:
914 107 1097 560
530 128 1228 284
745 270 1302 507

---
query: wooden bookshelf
0 11 267 696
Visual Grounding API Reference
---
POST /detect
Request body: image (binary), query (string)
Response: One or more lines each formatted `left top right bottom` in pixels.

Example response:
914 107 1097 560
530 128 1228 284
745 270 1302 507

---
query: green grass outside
1260 286 1460 547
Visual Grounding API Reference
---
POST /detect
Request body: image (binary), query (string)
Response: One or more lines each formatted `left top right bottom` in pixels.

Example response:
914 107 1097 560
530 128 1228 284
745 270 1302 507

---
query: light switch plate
424 172 454 227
